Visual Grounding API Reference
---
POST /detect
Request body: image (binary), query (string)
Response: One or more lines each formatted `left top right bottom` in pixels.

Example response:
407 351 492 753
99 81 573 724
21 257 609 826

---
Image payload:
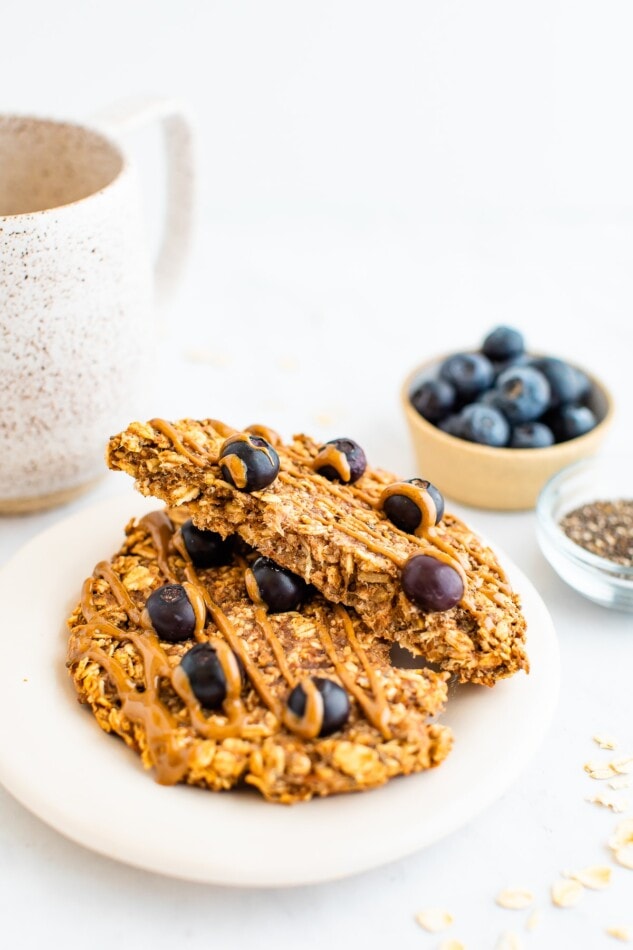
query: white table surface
1 2 633 948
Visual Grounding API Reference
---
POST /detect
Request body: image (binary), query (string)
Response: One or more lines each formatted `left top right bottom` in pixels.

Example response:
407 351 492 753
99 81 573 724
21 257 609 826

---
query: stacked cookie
66 420 528 803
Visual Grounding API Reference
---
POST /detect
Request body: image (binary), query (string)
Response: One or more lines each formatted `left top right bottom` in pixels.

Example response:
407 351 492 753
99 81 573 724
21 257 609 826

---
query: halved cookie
107 419 528 686
67 508 451 804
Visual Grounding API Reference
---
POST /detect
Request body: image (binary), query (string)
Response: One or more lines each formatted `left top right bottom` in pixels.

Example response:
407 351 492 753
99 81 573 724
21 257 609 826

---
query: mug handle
91 96 195 306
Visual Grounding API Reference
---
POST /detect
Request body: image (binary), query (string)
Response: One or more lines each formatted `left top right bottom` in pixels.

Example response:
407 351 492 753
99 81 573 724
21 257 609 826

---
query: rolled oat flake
559 499 633 567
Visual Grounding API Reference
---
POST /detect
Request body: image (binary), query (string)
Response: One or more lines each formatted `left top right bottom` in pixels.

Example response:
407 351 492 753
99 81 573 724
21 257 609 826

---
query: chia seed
559 499 633 567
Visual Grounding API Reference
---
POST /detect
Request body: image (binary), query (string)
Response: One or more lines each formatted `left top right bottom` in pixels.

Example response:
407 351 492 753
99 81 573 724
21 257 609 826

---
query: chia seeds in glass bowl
559 499 633 569
537 460 633 611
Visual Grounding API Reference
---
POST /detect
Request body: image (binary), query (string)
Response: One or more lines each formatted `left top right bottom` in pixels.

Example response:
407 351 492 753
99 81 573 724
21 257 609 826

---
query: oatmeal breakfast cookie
67 508 452 803
107 419 528 686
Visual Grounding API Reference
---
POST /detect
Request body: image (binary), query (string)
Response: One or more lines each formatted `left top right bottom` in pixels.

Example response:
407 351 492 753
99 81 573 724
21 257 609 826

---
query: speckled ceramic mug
0 98 194 513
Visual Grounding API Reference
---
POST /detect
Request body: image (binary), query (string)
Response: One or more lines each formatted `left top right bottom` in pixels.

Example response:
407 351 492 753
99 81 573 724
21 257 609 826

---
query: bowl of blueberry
402 326 614 510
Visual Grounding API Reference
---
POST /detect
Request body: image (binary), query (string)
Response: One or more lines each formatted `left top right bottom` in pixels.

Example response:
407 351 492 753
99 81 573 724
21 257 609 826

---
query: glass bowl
536 458 633 611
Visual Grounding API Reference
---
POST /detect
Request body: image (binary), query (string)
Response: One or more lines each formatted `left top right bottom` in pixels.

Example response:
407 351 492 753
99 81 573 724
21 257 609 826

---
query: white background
1 2 632 948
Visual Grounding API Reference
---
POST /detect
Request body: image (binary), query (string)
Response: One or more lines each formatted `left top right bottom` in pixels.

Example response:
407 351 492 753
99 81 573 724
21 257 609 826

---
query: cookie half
107 419 528 685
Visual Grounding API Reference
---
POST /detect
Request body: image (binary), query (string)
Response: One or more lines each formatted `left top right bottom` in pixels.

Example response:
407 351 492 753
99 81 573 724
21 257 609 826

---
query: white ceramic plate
0 493 559 887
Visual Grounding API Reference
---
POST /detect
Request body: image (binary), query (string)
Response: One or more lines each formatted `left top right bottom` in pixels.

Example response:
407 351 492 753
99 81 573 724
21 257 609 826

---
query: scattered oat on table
495 888 534 910
525 909 540 932
614 845 633 870
609 821 633 870
611 755 633 775
438 941 465 950
584 760 617 780
609 819 633 850
587 792 628 813
594 735 619 751
551 878 584 908
609 777 631 791
568 866 612 890
415 909 453 933
606 926 631 943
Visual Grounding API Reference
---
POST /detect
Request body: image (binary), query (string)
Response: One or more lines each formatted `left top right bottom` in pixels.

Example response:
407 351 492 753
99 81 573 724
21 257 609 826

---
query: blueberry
439 353 495 400
510 422 555 449
383 478 445 534
313 438 367 484
287 677 350 737
493 366 550 424
402 554 464 612
247 557 309 613
424 482 445 523
547 404 598 442
219 434 280 492
410 379 456 424
181 519 233 569
530 357 591 408
491 352 532 381
457 404 510 447
476 388 505 408
179 642 232 709
146 584 196 642
482 325 525 362
437 414 464 437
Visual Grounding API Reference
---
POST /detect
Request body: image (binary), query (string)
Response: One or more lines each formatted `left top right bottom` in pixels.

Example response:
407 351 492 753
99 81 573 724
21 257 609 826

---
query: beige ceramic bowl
401 358 614 510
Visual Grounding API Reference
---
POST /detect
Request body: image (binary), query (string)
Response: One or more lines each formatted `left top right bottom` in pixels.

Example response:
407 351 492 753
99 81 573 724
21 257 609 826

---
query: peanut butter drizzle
205 419 237 438
284 444 377 506
312 444 351 482
253 606 295 687
288 456 505 625
69 616 192 785
277 471 406 566
221 432 278 467
348 485 382 507
283 447 512 610
94 561 141 624
71 508 407 770
171 528 189 564
479 568 510 592
279 469 473 592
173 533 283 722
222 453 248 489
173 516 389 739
140 511 178 582
376 483 470 594
197 583 284 722
245 424 282 447
73 589 257 770
182 581 208 640
334 523 408 567
379 482 438 538
80 576 97 623
171 637 247 740
315 606 391 739
282 462 506 617
334 606 391 735
282 678 324 739
244 568 264 607
149 418 210 467
71 517 259 777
